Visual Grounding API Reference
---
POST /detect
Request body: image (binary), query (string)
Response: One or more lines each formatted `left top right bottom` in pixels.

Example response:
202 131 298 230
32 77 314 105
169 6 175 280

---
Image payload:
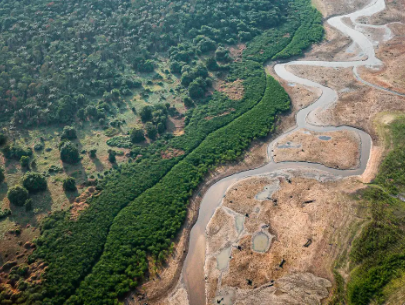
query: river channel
181 0 404 304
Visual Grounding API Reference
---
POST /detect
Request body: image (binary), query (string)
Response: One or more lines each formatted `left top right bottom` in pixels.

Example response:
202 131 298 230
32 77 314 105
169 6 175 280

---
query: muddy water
182 0 402 304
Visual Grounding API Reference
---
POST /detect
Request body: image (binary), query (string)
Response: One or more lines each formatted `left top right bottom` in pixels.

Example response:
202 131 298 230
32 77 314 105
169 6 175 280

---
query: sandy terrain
272 129 361 169
312 0 370 18
204 171 366 304
358 22 405 94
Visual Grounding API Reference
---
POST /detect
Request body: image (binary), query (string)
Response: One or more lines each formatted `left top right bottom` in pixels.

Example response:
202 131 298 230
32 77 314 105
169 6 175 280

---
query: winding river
181 0 405 304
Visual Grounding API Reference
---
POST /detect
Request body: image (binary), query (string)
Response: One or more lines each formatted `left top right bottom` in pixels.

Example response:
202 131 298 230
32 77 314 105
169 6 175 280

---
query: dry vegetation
273 129 361 169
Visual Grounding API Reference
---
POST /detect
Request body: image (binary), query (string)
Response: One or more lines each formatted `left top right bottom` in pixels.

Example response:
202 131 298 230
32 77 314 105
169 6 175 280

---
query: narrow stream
182 0 404 304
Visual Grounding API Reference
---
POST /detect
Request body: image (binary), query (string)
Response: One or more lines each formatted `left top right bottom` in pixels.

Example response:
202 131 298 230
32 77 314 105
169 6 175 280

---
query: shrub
140 106 153 122
60 141 80 164
130 128 145 143
89 149 97 158
0 208 11 219
20 156 30 168
63 177 76 192
61 126 77 140
145 122 157 140
7 186 29 206
183 96 194 108
22 172 47 193
2 144 32 160
34 143 44 151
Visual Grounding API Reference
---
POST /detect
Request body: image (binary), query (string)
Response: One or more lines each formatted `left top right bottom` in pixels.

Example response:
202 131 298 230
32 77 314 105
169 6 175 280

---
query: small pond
252 232 270 253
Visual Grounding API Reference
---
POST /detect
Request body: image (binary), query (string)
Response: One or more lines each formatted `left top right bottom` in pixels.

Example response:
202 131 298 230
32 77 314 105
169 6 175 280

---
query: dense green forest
0 0 286 127
0 0 324 304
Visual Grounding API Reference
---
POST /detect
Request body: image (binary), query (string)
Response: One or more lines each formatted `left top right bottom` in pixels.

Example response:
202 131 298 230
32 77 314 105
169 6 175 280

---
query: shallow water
252 232 271 253
216 247 232 271
182 1 404 304
319 136 332 141
235 216 245 234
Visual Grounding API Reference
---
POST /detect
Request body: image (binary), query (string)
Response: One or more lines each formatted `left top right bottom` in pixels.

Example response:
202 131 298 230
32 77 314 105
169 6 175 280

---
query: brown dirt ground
312 0 370 18
160 148 185 160
205 174 367 304
229 44 246 62
272 129 361 169
213 79 245 101
358 22 405 94
287 65 405 140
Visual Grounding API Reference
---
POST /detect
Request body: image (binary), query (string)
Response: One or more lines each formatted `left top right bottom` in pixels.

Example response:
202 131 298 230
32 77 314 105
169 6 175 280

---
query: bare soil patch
229 44 246 62
204 173 366 304
161 148 185 160
273 129 361 169
166 116 185 136
312 0 370 18
358 22 405 94
213 79 245 101
287 65 405 140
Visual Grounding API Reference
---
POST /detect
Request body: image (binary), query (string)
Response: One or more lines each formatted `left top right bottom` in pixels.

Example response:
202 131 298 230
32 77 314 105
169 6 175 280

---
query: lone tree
89 149 97 158
63 177 76 191
20 156 30 168
61 126 77 140
7 185 29 206
22 172 47 193
145 122 157 140
140 106 153 122
60 141 80 164
130 127 145 143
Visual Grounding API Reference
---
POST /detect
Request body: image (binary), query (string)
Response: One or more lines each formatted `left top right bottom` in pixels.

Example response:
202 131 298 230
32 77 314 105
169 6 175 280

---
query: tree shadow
90 156 105 172
64 189 80 204
0 182 8 205
9 189 54 228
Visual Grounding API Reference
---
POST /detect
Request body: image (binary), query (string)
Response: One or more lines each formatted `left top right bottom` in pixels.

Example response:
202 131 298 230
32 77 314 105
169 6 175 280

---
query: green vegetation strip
340 117 405 305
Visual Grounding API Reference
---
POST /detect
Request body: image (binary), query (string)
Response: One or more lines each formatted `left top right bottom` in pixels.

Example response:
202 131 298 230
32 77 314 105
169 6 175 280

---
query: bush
89 149 97 158
0 208 11 219
2 144 32 160
140 106 153 122
7 186 29 206
20 156 30 168
60 142 80 164
183 96 194 108
130 128 145 144
145 122 157 140
63 177 76 192
22 172 47 193
61 126 77 140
